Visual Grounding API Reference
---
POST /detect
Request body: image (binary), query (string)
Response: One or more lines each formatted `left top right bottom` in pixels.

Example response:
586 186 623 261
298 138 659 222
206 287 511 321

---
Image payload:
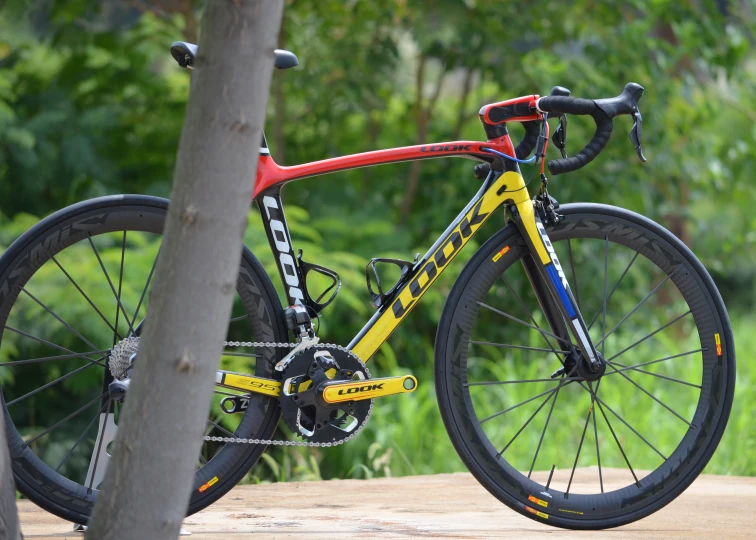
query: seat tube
509 190 601 370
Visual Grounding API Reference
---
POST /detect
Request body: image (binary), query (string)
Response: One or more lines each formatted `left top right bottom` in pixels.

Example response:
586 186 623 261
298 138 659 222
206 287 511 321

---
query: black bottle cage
365 257 416 309
296 250 341 313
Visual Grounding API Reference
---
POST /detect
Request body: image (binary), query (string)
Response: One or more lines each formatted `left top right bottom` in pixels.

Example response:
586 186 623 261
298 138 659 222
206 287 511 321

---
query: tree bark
0 411 22 540
85 2 283 539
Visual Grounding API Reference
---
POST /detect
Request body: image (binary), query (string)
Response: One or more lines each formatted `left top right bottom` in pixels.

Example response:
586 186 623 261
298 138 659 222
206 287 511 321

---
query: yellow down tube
351 170 531 362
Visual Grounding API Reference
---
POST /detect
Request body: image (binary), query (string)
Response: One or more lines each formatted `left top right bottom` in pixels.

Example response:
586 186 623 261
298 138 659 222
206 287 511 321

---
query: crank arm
215 370 281 397
321 374 417 404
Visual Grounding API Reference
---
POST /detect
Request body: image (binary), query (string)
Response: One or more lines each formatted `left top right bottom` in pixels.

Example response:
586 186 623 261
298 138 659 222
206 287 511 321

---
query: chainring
280 346 372 444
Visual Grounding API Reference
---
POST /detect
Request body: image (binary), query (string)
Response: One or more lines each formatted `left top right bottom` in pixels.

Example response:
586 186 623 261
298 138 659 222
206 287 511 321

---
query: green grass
248 312 755 483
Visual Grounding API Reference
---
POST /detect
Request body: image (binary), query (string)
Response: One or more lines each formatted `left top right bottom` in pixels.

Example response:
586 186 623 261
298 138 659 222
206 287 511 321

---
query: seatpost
260 131 270 156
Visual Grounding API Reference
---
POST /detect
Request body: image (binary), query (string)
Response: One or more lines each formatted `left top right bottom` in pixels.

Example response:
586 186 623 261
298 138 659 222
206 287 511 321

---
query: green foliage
0 0 754 488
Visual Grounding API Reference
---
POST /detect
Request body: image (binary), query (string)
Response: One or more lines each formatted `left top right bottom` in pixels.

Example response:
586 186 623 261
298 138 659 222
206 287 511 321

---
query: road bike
0 41 735 530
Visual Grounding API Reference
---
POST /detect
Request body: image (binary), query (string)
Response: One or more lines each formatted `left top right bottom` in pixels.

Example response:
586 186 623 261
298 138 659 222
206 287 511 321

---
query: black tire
435 203 735 530
0 195 288 524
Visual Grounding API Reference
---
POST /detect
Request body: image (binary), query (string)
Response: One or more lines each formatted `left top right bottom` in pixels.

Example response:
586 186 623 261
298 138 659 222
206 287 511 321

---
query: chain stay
207 340 373 448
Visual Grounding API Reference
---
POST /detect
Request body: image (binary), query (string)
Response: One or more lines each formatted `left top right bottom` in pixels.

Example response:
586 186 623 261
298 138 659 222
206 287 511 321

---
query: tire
435 203 735 530
0 195 288 524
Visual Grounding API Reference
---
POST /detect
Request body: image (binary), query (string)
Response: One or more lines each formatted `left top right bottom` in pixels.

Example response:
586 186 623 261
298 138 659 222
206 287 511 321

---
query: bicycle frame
248 125 599 366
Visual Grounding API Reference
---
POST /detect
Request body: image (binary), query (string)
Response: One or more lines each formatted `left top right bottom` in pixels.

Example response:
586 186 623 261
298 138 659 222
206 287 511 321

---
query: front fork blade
520 253 572 353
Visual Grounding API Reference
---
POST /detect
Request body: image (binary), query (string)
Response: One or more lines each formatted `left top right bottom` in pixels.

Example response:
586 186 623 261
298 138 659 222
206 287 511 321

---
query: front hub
576 350 606 381
561 349 606 382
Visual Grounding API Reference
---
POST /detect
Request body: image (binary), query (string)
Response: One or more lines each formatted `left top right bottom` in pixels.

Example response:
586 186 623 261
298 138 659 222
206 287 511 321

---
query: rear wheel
0 195 287 524
435 203 735 529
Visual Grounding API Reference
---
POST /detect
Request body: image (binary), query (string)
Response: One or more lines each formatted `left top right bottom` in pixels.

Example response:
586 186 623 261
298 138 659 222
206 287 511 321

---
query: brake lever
629 110 646 162
552 115 568 159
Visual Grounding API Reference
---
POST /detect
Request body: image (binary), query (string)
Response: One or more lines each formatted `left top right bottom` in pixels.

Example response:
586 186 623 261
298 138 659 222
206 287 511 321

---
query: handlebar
536 82 645 175
475 83 646 179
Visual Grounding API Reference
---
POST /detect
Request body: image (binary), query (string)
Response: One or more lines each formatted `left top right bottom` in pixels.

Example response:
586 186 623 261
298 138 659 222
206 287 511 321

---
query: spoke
220 351 262 358
499 275 569 358
479 383 572 424
595 274 673 349
21 288 100 351
601 235 608 356
470 341 570 354
603 363 693 426
605 359 702 389
566 382 597 497
527 373 566 478
229 315 249 324
606 310 691 363
476 301 573 348
467 377 582 387
198 452 208 465
56 400 110 472
207 418 234 438
87 234 135 335
3 326 104 363
25 392 107 446
52 256 122 341
131 247 159 331
497 377 569 458
567 239 581 311
588 387 667 461
587 252 639 331
6 357 106 407
604 348 703 374
0 350 110 368
592 387 603 493
595 399 640 487
113 231 126 346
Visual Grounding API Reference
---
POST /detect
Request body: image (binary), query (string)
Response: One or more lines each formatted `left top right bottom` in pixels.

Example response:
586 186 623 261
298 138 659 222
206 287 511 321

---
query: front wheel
435 203 735 530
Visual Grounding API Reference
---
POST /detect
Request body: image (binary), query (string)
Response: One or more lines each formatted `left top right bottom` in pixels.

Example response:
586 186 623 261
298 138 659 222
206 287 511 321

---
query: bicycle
0 41 734 530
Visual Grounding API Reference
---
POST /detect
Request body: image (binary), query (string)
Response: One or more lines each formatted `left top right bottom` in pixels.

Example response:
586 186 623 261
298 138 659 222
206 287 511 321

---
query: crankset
280 347 373 444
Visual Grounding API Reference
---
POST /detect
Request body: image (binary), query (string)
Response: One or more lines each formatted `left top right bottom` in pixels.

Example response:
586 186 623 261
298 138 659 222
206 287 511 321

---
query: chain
205 340 373 448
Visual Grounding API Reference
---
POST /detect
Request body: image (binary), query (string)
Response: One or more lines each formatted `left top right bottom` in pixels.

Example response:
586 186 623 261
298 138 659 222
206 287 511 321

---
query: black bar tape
537 96 613 175
515 121 541 160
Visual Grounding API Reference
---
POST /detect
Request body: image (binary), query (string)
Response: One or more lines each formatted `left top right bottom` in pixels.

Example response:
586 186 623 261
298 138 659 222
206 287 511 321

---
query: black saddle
169 41 299 70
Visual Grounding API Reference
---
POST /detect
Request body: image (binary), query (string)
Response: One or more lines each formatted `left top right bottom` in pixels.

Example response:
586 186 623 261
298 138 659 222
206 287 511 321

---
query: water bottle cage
365 257 417 309
296 250 342 313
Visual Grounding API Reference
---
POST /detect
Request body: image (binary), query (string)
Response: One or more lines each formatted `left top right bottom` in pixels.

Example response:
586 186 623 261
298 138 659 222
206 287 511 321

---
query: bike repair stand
74 387 191 535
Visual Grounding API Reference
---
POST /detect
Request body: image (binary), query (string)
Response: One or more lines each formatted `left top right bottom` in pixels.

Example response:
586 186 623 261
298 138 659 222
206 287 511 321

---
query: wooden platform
18 469 756 539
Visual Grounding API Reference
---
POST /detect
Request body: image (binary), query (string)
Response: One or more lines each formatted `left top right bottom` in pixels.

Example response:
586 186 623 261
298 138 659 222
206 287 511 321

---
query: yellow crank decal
218 372 281 397
322 375 417 403
352 171 529 361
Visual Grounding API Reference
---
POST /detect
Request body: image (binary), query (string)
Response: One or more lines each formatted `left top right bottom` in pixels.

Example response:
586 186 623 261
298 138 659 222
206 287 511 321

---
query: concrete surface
18 468 756 539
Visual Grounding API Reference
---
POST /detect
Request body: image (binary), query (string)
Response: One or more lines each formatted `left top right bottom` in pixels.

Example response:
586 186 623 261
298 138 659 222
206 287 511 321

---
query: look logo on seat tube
392 200 488 319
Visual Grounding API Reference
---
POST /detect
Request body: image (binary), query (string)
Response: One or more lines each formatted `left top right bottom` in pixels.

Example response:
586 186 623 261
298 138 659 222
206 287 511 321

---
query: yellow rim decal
558 508 584 515
528 495 548 508
492 245 511 262
715 333 722 356
525 506 549 519
352 172 527 361
198 476 218 493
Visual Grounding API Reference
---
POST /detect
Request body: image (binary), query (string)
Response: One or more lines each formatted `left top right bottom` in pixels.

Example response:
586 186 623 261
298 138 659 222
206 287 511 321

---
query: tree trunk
85 2 283 539
0 411 22 540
